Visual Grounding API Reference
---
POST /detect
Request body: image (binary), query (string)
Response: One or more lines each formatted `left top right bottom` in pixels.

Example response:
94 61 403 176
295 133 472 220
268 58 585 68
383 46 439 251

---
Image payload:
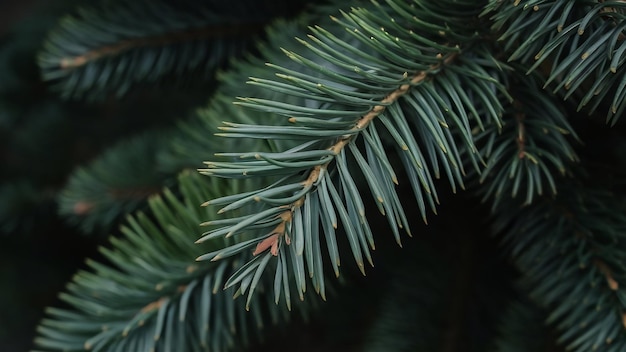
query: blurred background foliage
1 2 150 349
0 1 226 350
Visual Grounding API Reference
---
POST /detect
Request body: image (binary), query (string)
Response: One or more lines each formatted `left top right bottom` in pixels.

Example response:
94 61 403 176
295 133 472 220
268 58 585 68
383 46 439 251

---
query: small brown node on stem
253 233 280 256
141 297 167 314
73 201 95 215
595 260 619 291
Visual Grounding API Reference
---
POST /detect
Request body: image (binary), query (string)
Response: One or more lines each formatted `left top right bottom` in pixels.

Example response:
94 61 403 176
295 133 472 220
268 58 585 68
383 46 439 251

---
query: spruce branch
472 69 580 207
195 0 508 307
35 172 316 352
492 178 626 352
487 0 626 124
57 130 178 235
37 0 309 100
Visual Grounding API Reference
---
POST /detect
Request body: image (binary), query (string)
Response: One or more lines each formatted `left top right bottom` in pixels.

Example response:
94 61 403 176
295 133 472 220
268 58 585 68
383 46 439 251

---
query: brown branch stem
59 23 265 69
254 52 458 257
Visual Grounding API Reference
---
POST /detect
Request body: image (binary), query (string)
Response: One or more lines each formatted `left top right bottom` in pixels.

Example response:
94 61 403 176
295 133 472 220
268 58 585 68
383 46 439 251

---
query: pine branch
194 0 508 307
487 0 626 124
57 129 178 235
35 171 317 352
37 0 311 100
158 93 270 172
492 176 626 351
471 68 580 207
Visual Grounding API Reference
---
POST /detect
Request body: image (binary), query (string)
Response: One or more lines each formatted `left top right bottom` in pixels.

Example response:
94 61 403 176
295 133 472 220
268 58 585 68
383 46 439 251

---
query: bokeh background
0 1 212 350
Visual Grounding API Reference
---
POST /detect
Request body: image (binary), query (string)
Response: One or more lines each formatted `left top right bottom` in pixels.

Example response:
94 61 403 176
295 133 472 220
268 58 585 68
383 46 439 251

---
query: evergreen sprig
37 0 309 100
57 129 178 235
492 178 626 351
196 0 507 306
35 171 314 352
489 0 626 124
473 69 580 207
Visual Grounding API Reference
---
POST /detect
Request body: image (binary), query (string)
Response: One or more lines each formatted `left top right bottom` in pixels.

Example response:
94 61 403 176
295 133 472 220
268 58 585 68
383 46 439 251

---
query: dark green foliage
491 295 560 352
492 177 626 351
36 171 319 351
3 0 626 351
0 1 215 238
473 69 580 207
489 0 626 124
38 0 311 101
197 1 508 304
56 129 180 235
